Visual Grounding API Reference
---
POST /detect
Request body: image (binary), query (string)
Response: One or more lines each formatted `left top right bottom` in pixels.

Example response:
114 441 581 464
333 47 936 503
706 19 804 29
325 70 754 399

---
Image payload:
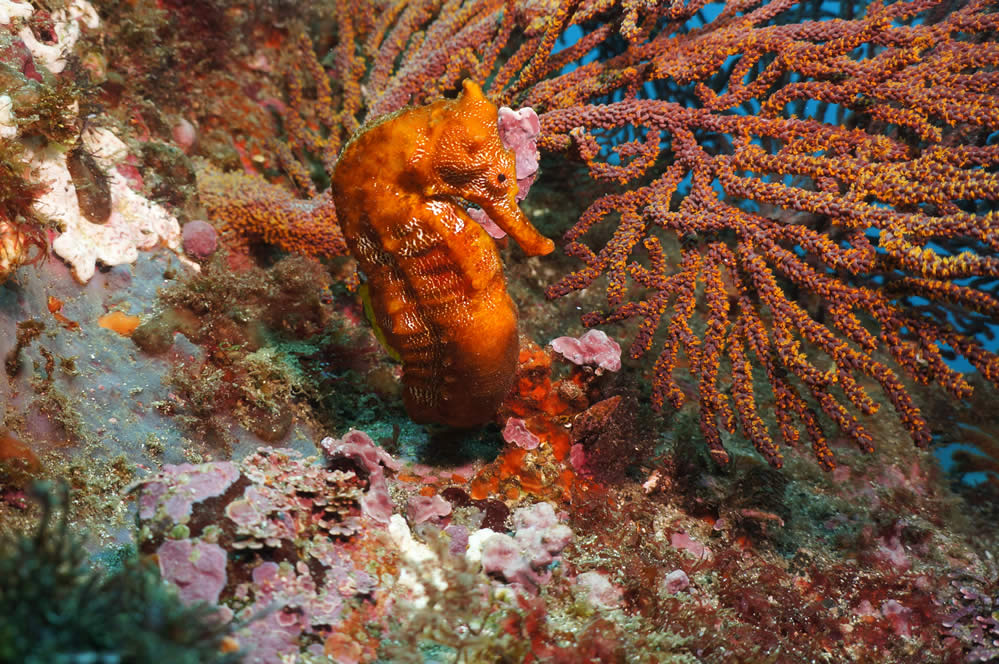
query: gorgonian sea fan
206 0 999 469
538 0 999 469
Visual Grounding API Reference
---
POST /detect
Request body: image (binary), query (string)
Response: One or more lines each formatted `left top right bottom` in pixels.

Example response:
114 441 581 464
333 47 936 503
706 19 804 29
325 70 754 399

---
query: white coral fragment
33 127 180 282
0 95 16 139
12 0 99 73
0 0 33 24
387 514 447 609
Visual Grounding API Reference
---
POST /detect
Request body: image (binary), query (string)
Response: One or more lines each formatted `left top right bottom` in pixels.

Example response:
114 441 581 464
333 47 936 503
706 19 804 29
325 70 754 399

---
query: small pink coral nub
182 220 219 259
551 329 622 372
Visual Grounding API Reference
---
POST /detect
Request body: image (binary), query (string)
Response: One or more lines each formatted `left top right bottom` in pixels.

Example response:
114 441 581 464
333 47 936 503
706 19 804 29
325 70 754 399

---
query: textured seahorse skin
332 79 554 428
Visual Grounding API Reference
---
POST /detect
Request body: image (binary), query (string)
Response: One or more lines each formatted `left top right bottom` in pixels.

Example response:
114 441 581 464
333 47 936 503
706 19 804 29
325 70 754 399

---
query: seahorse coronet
332 79 554 428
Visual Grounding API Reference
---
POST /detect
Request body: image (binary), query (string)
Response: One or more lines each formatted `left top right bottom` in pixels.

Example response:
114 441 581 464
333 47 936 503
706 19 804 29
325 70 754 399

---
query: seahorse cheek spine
332 80 553 428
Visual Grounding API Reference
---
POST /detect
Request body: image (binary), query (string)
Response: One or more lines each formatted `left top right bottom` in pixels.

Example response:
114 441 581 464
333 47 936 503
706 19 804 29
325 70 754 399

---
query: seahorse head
425 80 554 257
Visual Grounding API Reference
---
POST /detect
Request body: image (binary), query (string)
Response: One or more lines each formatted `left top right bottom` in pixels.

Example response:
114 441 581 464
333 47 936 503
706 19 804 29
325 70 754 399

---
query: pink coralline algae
670 531 713 561
443 524 469 557
137 461 240 523
497 106 541 195
942 575 999 662
569 443 589 474
172 118 197 153
513 500 565 533
502 417 541 450
225 447 365 548
468 105 540 239
321 429 402 525
157 538 228 605
234 561 345 664
575 571 623 609
661 569 691 595
476 502 573 592
406 494 452 525
136 446 373 550
181 219 218 259
551 329 622 372
874 533 912 572
136 433 395 664
880 599 913 638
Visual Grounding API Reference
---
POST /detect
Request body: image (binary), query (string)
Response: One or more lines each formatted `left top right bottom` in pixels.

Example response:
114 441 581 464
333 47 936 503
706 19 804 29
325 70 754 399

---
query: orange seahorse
332 80 554 428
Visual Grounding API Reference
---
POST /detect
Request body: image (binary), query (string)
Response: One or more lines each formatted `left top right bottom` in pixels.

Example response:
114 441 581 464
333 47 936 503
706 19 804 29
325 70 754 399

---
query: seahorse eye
497 173 506 183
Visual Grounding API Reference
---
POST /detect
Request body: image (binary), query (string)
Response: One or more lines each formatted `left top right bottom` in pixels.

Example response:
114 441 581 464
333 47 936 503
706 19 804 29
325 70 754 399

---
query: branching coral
197 167 347 258
201 0 999 468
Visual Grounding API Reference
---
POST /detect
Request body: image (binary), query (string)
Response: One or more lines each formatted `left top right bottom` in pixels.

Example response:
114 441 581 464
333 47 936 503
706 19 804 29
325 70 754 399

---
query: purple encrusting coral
157 537 228 605
320 429 401 525
138 461 240 522
137 427 595 661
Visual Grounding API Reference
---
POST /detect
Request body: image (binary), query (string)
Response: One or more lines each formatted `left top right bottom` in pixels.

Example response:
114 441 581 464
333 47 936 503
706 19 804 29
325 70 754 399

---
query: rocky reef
1 1 998 663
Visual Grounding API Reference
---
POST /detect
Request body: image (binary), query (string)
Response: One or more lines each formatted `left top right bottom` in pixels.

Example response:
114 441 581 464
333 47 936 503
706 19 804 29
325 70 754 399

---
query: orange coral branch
197 168 347 258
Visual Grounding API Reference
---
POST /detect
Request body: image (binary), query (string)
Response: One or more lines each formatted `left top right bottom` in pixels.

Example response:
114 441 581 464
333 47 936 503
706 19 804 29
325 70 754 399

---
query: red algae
0 431 41 474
